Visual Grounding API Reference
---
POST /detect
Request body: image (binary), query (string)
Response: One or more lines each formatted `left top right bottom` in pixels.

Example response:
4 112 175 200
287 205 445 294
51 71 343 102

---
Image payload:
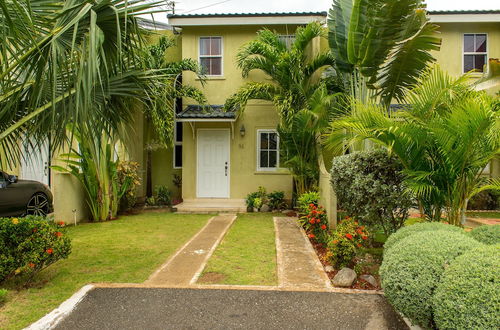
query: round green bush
380 230 480 328
469 225 500 245
384 222 463 253
433 244 499 330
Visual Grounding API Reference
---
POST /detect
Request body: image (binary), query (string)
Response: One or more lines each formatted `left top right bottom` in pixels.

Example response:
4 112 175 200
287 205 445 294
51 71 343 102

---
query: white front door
21 138 50 185
197 129 230 198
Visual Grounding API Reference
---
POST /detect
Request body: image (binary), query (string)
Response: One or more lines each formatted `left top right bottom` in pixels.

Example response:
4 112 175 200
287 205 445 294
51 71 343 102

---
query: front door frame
196 128 230 198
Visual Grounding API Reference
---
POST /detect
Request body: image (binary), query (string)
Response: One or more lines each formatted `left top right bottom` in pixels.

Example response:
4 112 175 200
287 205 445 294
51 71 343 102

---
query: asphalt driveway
54 287 407 330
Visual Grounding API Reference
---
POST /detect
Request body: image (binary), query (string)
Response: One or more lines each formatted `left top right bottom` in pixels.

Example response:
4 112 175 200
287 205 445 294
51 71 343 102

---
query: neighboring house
4 10 499 220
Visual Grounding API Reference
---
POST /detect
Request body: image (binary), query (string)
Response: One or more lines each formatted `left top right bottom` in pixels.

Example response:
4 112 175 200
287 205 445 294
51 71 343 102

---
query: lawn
198 213 277 286
466 211 500 219
0 212 210 330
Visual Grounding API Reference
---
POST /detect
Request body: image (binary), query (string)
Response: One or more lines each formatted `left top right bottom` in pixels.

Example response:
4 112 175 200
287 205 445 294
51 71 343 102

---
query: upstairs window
463 34 487 73
199 37 222 76
257 130 279 171
278 35 295 49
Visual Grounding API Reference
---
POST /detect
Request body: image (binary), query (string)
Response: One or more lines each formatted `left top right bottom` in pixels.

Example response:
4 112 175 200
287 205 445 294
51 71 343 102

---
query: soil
197 272 227 284
309 239 380 290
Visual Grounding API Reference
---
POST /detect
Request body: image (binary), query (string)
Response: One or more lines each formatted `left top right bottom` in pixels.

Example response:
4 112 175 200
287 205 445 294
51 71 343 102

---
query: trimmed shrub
433 244 499 330
380 230 480 328
297 191 320 216
326 217 370 268
0 216 71 284
330 150 413 236
384 222 463 253
467 189 500 210
470 225 500 245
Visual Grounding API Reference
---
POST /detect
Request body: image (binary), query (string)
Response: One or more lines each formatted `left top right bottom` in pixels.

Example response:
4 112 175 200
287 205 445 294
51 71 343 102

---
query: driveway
54 287 407 330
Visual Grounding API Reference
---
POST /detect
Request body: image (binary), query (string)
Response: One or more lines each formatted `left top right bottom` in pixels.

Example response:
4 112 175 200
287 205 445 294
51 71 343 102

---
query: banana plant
328 0 442 107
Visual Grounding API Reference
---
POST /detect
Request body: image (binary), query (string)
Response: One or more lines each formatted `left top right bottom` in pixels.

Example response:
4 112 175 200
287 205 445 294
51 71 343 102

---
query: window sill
254 169 290 175
196 76 226 81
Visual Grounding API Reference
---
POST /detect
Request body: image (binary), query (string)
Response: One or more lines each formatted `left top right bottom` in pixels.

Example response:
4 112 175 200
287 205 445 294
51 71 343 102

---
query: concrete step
175 199 247 213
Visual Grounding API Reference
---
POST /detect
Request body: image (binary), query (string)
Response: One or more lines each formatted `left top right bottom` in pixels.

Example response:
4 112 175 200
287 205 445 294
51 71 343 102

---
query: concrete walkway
145 214 236 286
54 287 408 330
275 217 332 290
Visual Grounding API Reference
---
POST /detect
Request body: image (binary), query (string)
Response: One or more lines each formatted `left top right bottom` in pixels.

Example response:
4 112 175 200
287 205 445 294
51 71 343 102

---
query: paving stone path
145 214 236 286
274 217 332 290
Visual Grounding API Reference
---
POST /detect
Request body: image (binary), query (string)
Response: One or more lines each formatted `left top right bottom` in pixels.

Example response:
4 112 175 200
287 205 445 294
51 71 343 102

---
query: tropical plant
225 22 342 194
297 191 321 216
117 161 141 212
327 67 500 225
328 0 441 107
267 191 286 211
299 203 330 245
0 0 167 166
155 185 172 206
141 36 206 196
52 129 130 221
330 150 413 236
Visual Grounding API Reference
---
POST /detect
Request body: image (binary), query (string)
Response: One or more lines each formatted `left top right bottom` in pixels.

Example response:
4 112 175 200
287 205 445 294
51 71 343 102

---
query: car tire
26 193 50 216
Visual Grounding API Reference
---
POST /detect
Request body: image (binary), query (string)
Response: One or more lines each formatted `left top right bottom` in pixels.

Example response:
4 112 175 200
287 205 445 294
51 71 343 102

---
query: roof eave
168 12 327 27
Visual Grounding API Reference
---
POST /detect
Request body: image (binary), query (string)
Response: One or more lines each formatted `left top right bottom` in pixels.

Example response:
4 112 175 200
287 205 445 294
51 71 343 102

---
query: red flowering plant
0 216 71 284
298 203 329 244
326 216 370 268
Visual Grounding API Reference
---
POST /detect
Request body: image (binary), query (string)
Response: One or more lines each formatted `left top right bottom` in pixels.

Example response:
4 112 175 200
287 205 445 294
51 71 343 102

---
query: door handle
225 162 228 176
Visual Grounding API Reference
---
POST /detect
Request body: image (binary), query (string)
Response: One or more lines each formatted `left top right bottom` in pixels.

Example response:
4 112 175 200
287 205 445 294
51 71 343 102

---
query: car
0 171 53 217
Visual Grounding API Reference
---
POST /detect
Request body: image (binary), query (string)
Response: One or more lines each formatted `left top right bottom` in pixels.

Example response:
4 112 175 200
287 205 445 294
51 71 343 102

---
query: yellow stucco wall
178 25 303 200
181 103 293 200
432 22 500 78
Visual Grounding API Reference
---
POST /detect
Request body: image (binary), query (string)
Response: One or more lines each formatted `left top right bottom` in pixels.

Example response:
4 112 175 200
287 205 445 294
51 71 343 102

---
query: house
3 10 500 221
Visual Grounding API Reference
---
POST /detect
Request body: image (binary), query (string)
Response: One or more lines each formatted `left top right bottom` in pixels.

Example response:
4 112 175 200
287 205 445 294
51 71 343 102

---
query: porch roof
176 105 236 122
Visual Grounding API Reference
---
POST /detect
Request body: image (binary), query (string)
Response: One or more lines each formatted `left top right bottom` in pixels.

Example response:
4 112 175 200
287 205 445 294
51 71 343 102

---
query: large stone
359 274 378 287
332 268 357 287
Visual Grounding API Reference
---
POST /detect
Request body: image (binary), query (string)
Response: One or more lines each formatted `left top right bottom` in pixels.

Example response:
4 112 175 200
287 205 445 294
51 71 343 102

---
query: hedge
380 230 480 328
469 225 500 245
383 222 463 253
433 244 499 330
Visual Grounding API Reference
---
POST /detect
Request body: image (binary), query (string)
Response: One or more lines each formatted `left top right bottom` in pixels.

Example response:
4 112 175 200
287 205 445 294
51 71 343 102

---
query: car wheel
26 193 49 216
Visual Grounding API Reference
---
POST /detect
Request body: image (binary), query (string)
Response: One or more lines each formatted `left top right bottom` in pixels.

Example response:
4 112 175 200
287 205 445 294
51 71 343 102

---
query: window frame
173 121 183 169
278 34 296 49
198 36 223 77
462 33 488 74
256 129 280 172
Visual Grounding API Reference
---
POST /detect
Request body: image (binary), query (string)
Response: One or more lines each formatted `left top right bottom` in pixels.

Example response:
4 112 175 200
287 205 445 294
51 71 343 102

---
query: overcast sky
143 0 499 22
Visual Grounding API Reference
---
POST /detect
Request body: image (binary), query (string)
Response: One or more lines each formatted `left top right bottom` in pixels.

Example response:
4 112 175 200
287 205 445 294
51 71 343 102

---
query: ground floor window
173 122 182 169
257 129 279 171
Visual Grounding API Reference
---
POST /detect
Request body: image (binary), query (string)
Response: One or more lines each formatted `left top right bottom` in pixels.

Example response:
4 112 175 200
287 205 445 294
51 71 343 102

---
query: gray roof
177 105 236 119
428 10 500 15
168 12 327 19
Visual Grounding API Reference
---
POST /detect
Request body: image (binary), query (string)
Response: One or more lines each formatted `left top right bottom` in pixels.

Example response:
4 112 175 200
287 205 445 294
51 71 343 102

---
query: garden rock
332 268 357 287
261 205 270 212
360 274 377 287
324 266 334 272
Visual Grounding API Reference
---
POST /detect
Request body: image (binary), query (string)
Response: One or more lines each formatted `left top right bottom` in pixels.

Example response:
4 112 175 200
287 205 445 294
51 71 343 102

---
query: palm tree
225 22 342 194
0 0 165 165
326 67 500 226
141 36 206 197
328 0 441 107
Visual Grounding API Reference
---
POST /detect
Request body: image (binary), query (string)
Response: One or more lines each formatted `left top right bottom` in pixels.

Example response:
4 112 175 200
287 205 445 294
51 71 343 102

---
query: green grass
466 211 500 219
199 213 277 286
0 212 210 330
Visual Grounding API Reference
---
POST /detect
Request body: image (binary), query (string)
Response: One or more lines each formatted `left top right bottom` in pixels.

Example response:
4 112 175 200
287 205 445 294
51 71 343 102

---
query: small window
199 37 222 76
173 122 182 169
463 34 487 73
278 35 295 49
257 130 279 171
